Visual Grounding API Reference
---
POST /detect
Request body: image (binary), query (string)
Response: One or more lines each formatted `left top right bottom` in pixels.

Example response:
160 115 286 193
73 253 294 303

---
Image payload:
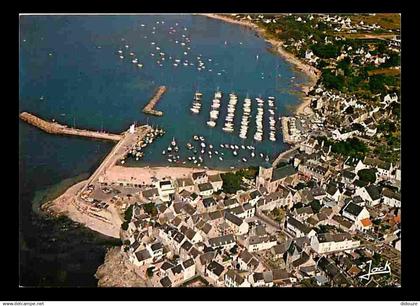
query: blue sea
19 14 307 286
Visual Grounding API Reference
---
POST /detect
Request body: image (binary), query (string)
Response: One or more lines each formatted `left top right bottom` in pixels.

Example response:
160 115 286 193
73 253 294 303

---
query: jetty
272 145 300 167
19 112 122 142
142 86 167 116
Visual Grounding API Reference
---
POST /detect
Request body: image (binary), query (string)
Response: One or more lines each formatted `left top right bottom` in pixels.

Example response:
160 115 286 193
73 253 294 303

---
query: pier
142 86 167 116
19 112 123 142
77 124 152 198
272 145 300 167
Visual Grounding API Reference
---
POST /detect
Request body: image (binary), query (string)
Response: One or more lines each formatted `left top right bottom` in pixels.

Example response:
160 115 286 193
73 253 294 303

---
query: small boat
242 158 247 162
219 157 223 161
201 142 206 148
220 144 224 148
193 135 199 141
168 159 172 163
119 56 124 59
118 50 123 54
207 121 216 127
251 152 255 158
162 150 166 155
171 137 177 146
233 151 238 156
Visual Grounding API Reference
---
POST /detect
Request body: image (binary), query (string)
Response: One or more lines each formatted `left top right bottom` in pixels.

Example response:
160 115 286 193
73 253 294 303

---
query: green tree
221 172 242 194
144 203 158 217
310 200 322 213
146 267 154 278
357 168 377 184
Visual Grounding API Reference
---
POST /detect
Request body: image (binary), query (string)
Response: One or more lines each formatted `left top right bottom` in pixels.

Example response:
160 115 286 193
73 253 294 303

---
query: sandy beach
101 165 223 185
200 14 320 116
42 165 224 238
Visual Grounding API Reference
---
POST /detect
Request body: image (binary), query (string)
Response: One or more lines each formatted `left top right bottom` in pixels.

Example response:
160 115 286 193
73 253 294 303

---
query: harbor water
19 14 308 286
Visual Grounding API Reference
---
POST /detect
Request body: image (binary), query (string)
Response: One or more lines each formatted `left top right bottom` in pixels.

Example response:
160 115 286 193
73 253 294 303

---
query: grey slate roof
343 202 364 217
287 216 312 234
207 260 225 277
272 165 297 182
208 234 235 247
198 182 214 192
365 185 381 201
225 212 243 227
160 276 172 287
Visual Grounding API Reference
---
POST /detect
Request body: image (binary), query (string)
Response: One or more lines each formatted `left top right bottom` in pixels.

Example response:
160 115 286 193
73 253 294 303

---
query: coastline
200 14 320 116
41 165 224 239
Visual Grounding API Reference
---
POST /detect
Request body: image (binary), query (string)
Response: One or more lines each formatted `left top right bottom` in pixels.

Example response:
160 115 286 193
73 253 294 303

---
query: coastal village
94 14 400 288
26 13 400 288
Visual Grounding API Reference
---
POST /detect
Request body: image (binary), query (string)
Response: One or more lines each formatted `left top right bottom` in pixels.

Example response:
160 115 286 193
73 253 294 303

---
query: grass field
368 67 401 76
348 13 401 30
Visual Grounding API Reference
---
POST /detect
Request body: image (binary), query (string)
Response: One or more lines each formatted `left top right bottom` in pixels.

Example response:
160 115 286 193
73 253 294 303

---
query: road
254 210 294 240
77 125 150 198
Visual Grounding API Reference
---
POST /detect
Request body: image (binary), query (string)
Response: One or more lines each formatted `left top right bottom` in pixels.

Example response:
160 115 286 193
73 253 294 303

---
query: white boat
171 137 176 146
119 56 124 59
162 150 166 155
118 50 123 53
233 151 238 156
207 121 216 127
137 64 143 68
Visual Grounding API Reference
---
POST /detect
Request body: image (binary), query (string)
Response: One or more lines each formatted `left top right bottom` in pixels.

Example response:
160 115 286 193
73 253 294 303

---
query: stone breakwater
142 86 167 117
19 112 122 142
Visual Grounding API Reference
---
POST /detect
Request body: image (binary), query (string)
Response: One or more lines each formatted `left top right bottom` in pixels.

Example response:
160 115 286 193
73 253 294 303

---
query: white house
156 180 175 201
208 174 223 192
310 233 360 254
182 258 196 282
224 269 251 287
196 182 214 197
286 216 316 238
225 212 249 235
341 202 370 222
355 185 382 206
206 260 226 286
208 234 236 251
247 235 277 252
363 157 393 179
382 188 401 208
130 248 153 266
